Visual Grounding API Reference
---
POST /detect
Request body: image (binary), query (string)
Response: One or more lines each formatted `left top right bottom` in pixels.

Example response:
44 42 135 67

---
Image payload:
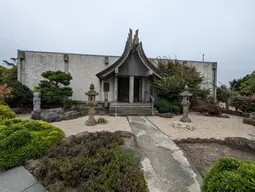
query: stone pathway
128 116 202 192
0 166 46 192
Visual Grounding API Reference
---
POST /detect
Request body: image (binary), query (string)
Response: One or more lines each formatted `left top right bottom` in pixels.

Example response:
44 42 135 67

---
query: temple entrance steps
109 102 159 116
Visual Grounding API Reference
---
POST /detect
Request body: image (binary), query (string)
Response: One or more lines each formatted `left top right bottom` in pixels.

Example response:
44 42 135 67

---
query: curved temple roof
96 29 162 80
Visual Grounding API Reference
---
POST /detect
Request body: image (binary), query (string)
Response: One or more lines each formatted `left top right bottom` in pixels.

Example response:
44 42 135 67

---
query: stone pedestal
180 103 191 123
85 83 99 126
86 103 97 126
33 92 41 112
180 85 192 123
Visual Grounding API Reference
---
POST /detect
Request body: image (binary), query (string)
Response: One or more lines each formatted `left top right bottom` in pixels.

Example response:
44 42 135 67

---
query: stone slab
0 166 45 192
128 116 201 192
23 183 45 192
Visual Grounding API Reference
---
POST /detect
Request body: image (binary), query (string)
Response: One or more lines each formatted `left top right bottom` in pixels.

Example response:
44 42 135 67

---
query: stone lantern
85 83 99 126
180 85 193 123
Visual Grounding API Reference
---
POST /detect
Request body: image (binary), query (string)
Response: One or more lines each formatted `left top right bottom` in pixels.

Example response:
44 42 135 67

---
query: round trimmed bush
0 104 15 121
201 157 255 192
0 118 65 171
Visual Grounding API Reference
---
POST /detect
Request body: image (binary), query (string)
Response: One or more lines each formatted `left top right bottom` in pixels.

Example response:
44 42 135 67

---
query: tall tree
154 60 210 105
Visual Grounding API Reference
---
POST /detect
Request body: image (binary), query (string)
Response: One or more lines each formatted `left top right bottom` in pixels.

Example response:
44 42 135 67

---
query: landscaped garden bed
26 131 147 192
175 137 255 191
175 137 255 175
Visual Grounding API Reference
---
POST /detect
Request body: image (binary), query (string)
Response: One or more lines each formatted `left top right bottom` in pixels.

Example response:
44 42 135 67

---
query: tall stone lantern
180 85 193 123
85 83 99 126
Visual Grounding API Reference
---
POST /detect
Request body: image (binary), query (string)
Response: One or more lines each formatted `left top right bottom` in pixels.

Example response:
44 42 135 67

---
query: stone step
109 106 157 116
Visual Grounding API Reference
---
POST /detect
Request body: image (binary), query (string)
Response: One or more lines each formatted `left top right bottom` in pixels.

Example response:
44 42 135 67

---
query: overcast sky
0 0 254 84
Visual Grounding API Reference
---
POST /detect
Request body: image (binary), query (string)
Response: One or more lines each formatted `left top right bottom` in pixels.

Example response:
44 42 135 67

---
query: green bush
0 65 33 108
0 104 16 121
97 117 108 124
0 119 65 171
154 99 180 114
35 131 147 192
201 157 255 192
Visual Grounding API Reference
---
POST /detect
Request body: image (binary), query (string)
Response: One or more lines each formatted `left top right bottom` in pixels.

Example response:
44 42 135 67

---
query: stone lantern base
180 116 192 123
172 121 195 131
85 119 97 126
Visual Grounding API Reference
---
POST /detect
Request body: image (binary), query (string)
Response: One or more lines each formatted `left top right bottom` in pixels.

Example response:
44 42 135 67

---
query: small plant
201 157 255 192
97 117 108 124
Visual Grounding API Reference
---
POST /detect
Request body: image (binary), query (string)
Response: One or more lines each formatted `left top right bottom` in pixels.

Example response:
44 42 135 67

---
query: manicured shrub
198 103 222 116
154 99 180 114
34 131 147 192
201 157 255 192
0 104 16 121
0 119 65 171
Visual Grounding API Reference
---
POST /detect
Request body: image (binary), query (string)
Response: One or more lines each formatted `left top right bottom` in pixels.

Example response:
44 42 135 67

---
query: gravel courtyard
148 112 255 140
51 116 132 136
17 114 132 136
17 113 254 140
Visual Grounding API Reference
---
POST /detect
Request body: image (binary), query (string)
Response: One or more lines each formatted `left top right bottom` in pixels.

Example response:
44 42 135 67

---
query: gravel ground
147 112 255 140
17 114 132 136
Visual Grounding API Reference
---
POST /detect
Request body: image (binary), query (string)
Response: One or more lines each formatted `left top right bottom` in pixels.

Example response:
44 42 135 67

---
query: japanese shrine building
17 29 217 105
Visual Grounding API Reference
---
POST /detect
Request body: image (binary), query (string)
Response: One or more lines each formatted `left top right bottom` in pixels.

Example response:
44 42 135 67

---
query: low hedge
0 104 16 121
201 157 255 192
0 118 65 171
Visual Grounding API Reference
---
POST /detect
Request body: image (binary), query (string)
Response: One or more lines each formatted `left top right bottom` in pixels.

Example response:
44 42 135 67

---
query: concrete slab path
128 116 202 192
0 166 46 192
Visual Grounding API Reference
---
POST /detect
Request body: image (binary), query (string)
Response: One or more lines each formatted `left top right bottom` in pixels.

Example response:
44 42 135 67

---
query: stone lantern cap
85 83 99 96
180 85 193 97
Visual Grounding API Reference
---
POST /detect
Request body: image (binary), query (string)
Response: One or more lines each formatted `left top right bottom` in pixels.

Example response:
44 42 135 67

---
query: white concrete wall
18 51 119 101
19 52 65 89
18 50 217 101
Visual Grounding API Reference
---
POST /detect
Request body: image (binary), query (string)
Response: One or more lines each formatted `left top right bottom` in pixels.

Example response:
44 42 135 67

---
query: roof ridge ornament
127 29 140 49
